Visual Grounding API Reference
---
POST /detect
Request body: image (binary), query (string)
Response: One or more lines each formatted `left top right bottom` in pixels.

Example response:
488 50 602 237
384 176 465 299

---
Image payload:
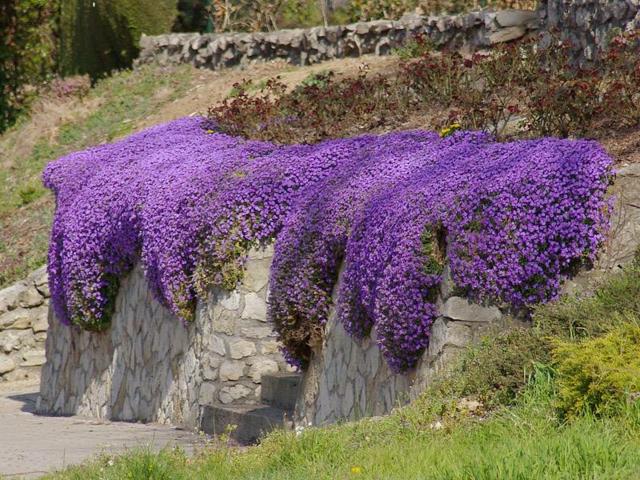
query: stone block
219 291 241 311
210 334 226 356
228 339 256 359
198 382 217 405
0 355 16 374
0 283 25 314
18 286 44 308
441 296 501 323
32 315 48 333
0 308 37 330
489 26 526 44
259 340 280 355
241 326 273 339
495 9 539 28
219 384 252 404
220 360 246 381
248 359 279 383
242 292 267 321
243 258 271 292
261 372 301 410
21 349 46 367
200 402 288 444
0 330 25 353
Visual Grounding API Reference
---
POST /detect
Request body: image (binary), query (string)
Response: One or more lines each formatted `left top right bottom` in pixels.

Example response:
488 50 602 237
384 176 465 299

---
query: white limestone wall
37 246 290 428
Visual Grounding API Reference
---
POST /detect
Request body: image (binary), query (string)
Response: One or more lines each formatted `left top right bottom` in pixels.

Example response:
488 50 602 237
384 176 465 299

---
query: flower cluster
44 117 612 371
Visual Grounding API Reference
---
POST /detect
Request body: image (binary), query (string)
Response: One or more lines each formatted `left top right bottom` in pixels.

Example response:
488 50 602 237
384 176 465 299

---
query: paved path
0 381 203 478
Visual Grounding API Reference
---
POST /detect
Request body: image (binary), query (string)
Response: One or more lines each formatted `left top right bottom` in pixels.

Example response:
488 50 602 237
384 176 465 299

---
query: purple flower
44 118 613 371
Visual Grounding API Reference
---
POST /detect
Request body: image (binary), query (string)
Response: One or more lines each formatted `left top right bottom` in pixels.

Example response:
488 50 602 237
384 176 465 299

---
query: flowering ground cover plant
44 117 613 371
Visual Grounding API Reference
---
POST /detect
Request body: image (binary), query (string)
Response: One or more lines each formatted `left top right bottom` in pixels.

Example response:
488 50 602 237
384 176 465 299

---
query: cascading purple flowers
43 117 613 371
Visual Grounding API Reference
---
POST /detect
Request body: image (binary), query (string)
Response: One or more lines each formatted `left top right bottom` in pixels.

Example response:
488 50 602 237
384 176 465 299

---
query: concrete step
260 372 301 411
200 403 292 445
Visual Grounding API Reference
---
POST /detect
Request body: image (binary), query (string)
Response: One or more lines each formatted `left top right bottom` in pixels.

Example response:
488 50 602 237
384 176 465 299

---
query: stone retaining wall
37 246 291 428
539 0 639 63
136 1 639 71
135 9 539 70
295 263 512 426
0 267 49 383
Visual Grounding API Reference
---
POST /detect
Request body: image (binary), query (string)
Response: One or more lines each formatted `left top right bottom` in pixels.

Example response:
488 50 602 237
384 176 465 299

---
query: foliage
0 64 194 289
47 75 91 100
58 0 178 79
553 321 640 419
210 31 640 143
437 255 640 407
0 0 57 132
44 117 611 370
43 372 640 479
209 69 409 144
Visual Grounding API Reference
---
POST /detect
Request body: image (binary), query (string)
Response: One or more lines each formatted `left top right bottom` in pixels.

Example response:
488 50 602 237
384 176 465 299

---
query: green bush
58 0 178 79
429 256 640 409
553 321 640 418
0 0 57 132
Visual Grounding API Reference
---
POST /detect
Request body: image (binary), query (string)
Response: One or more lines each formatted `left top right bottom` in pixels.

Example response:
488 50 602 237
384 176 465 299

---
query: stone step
260 372 301 411
200 403 292 445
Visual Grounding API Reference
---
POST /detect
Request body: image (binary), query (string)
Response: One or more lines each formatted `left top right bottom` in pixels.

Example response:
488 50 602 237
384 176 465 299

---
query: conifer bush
553 321 640 418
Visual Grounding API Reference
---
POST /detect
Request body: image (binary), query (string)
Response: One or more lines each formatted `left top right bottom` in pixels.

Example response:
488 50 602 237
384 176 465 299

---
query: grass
46 372 640 480
0 64 194 288
44 260 640 479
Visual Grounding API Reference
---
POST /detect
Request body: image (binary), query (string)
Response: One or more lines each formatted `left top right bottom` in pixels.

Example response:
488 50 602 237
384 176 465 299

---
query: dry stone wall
0 267 49 383
136 1 639 71
135 9 540 70
37 246 291 428
539 0 640 63
295 263 512 426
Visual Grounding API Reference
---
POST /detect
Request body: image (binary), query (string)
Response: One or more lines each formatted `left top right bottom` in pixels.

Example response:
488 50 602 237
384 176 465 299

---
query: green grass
46 372 640 480
0 64 194 287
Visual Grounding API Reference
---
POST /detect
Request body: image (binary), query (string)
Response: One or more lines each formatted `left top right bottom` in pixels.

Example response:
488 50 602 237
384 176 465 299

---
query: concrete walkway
0 381 203 478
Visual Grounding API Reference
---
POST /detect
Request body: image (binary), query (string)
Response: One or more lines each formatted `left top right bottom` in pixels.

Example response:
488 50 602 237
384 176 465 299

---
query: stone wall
135 2 639 71
135 9 540 70
295 263 511 426
539 0 640 62
37 246 291 428
0 267 49 383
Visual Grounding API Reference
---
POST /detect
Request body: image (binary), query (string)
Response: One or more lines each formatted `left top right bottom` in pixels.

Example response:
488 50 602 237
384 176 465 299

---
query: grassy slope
50 391 640 479
0 65 194 286
0 55 396 288
46 261 640 479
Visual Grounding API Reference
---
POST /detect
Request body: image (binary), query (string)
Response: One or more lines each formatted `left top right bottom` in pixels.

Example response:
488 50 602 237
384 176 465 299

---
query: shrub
48 75 91 100
434 255 640 408
58 0 178 79
553 321 640 418
209 31 640 143
208 69 410 144
0 0 57 132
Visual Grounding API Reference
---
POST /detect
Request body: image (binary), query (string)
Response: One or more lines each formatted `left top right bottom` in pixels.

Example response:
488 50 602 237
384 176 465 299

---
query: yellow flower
439 122 462 138
351 466 363 475
206 129 215 134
